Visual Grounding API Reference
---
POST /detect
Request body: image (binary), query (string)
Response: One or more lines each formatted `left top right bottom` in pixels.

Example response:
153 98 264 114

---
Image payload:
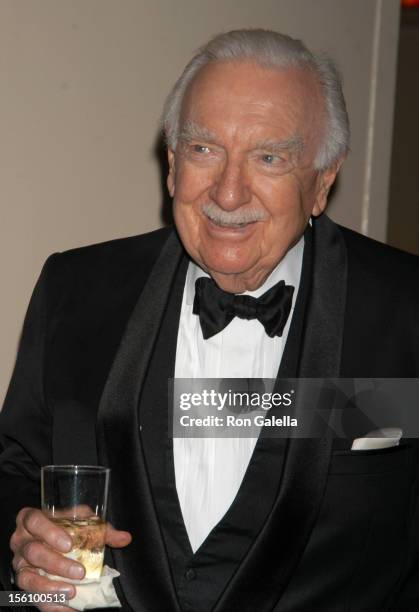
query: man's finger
20 509 72 552
15 566 76 599
19 540 85 581
105 523 132 548
38 603 75 612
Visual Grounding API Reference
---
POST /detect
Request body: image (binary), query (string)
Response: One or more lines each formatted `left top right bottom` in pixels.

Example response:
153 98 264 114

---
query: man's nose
209 160 252 210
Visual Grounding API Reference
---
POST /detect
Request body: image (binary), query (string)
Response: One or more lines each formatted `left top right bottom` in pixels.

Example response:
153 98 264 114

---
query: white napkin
351 427 402 451
68 565 121 610
40 565 121 610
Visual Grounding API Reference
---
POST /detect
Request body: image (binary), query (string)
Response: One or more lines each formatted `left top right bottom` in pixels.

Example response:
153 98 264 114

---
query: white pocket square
351 427 403 451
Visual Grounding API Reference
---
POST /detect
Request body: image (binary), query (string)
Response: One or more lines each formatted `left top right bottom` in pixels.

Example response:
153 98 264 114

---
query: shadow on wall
387 7 419 255
154 133 174 227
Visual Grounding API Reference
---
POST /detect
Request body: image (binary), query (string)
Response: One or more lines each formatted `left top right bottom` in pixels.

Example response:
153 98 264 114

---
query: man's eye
192 144 211 154
261 154 283 164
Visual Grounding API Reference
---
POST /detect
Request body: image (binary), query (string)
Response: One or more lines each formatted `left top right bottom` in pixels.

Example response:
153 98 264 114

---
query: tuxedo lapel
298 214 348 379
214 215 348 612
96 230 184 612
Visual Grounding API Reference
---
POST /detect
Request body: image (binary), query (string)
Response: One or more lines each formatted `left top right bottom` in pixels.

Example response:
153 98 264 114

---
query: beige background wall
0 0 400 404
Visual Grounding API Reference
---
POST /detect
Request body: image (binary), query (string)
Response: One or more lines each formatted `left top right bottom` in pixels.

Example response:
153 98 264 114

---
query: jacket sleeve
391 441 419 610
0 255 58 589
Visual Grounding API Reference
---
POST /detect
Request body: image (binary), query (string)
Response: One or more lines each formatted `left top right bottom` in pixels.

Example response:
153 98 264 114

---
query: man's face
167 60 341 292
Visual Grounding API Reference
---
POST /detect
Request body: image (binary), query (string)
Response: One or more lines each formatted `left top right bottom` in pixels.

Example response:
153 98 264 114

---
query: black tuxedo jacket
1 215 419 611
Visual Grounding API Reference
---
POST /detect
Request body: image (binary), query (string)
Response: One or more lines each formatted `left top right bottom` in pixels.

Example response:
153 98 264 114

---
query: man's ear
167 149 176 197
312 157 345 217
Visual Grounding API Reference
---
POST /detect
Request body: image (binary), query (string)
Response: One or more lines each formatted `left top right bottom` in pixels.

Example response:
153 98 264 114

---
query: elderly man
1 29 418 612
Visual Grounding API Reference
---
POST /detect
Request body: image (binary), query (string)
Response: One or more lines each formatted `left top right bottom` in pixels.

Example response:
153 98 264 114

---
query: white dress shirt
174 236 304 552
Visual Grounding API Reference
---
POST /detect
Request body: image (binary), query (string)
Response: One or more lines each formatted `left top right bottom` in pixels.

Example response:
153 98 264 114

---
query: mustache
202 202 267 225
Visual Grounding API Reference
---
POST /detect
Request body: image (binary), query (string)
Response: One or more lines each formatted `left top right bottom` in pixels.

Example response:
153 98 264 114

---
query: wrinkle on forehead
183 60 322 111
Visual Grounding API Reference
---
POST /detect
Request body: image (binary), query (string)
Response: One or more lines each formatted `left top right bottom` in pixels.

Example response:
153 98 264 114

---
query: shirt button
185 568 196 581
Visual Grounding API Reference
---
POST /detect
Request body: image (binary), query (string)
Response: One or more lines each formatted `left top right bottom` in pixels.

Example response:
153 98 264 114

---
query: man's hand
10 507 132 611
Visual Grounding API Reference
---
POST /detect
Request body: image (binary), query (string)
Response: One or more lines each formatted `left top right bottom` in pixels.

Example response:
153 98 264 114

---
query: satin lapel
214 215 348 612
97 230 184 612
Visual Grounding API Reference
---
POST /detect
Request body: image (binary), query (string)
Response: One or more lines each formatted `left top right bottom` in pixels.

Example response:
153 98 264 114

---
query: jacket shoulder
57 225 173 267
50 225 172 277
41 226 175 311
337 223 419 287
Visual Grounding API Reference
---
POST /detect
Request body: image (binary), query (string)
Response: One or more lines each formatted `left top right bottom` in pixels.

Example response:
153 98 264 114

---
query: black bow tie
193 277 294 340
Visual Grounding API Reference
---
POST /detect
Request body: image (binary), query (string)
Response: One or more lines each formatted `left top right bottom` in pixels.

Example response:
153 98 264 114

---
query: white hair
162 29 350 170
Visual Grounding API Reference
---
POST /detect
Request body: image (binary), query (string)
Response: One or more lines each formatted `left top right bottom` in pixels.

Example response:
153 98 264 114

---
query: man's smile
204 215 260 237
